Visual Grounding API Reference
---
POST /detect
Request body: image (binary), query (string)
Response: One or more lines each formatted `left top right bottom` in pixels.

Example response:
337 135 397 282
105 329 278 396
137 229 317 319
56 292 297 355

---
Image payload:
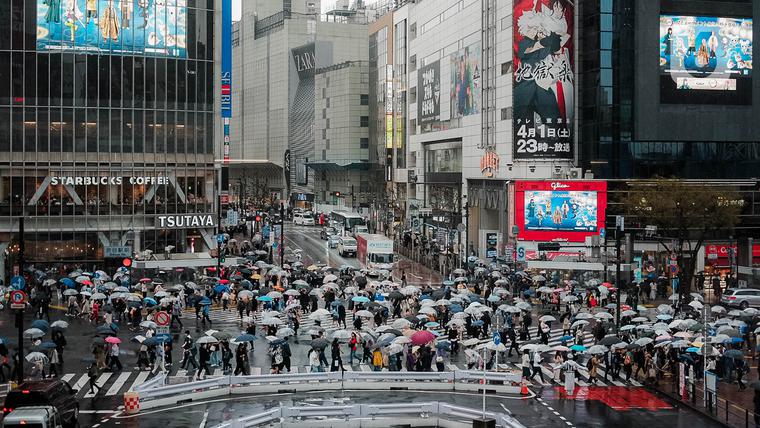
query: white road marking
84 373 112 398
127 371 150 392
106 372 132 396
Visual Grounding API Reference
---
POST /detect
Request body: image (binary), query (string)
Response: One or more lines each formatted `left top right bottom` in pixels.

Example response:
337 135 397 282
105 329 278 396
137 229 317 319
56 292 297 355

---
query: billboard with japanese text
513 0 574 159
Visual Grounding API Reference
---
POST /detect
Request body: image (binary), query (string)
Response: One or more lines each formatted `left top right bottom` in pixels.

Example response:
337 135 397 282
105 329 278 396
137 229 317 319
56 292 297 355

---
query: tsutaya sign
158 214 216 229
50 176 170 186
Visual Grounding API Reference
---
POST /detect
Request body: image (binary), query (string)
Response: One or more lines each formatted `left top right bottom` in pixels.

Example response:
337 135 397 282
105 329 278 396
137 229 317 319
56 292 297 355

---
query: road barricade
124 370 523 413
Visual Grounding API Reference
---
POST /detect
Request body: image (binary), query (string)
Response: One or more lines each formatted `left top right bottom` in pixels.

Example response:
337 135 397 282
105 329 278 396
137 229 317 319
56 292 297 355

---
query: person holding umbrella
107 338 122 371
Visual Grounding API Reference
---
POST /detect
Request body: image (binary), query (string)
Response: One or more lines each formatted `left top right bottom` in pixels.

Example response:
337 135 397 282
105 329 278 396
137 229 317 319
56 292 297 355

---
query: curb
643 384 731 427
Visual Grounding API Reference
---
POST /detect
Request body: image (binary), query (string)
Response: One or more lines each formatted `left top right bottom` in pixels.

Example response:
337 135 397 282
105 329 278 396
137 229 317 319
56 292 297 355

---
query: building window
409 22 417 41
409 86 416 104
409 54 416 72
360 137 369 148
360 94 369 105
360 116 369 127
326 118 330 129
409 118 416 135
501 61 512 75
326 97 330 108
501 107 512 120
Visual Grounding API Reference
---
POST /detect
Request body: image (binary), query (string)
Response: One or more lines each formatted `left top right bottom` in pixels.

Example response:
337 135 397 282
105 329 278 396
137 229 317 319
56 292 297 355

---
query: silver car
721 288 760 309
328 234 341 249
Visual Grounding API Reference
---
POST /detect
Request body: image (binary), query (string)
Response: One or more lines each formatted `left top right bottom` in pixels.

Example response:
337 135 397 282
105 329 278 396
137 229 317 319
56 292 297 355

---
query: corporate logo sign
157 214 215 229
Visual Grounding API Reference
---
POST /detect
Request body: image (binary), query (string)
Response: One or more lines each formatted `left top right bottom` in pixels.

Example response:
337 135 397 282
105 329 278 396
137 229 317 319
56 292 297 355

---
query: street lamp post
615 216 623 332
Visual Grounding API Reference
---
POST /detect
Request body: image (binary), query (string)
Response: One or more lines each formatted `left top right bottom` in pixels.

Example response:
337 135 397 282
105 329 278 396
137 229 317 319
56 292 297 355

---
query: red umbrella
219 279 230 285
140 278 152 283
105 337 121 344
411 330 435 346
81 280 93 285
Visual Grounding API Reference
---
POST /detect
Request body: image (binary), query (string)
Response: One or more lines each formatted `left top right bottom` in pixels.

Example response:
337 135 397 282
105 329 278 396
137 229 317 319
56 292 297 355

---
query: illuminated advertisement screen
515 181 607 242
659 15 752 103
37 0 187 58
524 190 598 232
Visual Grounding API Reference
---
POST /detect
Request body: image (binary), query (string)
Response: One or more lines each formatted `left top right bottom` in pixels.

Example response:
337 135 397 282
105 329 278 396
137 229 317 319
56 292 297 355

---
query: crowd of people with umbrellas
2 260 759 401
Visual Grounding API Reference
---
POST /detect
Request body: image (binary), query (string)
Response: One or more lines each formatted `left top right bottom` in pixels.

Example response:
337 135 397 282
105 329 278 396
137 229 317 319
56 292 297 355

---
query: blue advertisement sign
37 0 187 57
221 0 232 117
524 191 599 232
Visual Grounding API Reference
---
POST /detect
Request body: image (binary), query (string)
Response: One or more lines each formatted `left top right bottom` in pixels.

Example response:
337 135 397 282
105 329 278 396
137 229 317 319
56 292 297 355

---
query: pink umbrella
105 337 121 344
411 330 435 346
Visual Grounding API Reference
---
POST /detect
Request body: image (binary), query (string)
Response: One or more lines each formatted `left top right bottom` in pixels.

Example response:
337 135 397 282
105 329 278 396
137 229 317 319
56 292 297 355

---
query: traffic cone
520 380 529 396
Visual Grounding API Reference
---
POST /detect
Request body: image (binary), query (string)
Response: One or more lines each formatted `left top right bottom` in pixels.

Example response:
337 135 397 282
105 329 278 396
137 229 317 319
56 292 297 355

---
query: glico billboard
515 181 607 242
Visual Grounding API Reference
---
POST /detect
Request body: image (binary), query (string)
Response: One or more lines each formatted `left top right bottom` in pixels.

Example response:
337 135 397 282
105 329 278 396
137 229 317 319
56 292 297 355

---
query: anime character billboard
513 0 574 160
659 15 752 92
37 0 187 58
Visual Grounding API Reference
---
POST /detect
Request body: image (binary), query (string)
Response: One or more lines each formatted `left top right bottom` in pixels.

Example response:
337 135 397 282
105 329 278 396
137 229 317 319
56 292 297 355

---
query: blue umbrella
487 295 502 302
472 320 484 326
570 344 587 352
30 319 49 332
559 335 574 342
352 296 370 304
199 297 212 306
143 297 157 306
377 333 395 347
214 284 230 294
449 304 463 314
730 337 744 344
468 295 481 303
38 341 57 349
425 321 440 328
257 296 273 302
331 300 344 308
442 280 455 287
236 334 256 342
420 294 432 301
435 340 451 350
143 336 172 346
60 278 75 288
685 347 700 353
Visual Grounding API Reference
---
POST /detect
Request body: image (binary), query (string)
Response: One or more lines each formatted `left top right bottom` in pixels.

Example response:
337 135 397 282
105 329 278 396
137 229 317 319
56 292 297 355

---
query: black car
3 380 79 427
320 226 337 240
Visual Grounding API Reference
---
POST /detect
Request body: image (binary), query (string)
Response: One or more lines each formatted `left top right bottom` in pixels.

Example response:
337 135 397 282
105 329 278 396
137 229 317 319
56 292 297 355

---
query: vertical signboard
417 60 441 124
513 0 574 159
284 150 292 194
221 0 232 164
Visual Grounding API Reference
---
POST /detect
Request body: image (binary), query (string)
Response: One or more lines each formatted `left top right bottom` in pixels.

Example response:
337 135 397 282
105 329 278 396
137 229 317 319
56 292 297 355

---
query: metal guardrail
212 401 527 428
131 370 523 410
133 373 166 392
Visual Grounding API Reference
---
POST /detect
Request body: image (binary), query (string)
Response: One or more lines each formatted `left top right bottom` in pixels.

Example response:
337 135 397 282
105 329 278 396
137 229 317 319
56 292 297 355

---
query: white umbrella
355 310 374 318
711 305 727 314
539 315 557 322
595 312 613 320
260 318 283 326
571 320 589 329
587 345 609 355
688 301 704 310
575 312 594 320
392 336 412 345
392 319 412 329
196 336 219 344
276 328 295 338
309 309 331 319
332 330 353 341
635 337 653 346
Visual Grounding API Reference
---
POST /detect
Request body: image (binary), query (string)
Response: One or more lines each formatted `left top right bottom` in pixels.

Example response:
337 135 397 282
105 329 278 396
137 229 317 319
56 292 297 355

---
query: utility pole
615 216 623 332
17 217 24 384
279 202 285 267
216 194 222 274
464 199 470 263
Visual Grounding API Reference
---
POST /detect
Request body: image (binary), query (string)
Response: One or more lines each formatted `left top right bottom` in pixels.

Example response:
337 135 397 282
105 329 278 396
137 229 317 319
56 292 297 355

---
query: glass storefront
0 0 217 273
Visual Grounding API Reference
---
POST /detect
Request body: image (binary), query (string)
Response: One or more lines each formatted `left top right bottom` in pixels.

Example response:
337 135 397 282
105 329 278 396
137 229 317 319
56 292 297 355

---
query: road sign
154 311 170 327
10 275 25 290
516 246 526 262
156 327 170 336
492 331 500 345
217 234 225 243
511 225 519 235
272 242 278 249
615 216 625 231
104 246 132 258
457 223 466 233
9 290 26 310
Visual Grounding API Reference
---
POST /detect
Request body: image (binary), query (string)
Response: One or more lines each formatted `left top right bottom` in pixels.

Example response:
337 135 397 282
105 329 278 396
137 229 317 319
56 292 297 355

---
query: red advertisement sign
515 181 607 242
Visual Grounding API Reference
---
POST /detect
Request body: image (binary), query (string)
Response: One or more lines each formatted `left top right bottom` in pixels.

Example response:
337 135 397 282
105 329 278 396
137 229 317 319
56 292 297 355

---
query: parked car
3 406 63 428
320 226 338 240
337 237 358 257
3 380 79 427
721 288 760 309
328 234 341 249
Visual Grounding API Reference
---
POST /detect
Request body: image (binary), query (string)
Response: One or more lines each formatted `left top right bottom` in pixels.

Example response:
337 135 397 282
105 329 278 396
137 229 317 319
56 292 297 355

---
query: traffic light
333 191 341 197
219 248 226 264
122 258 133 268
255 215 262 222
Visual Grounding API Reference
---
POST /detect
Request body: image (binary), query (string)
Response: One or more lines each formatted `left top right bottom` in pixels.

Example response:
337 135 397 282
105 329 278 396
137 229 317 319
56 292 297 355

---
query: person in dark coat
337 304 347 329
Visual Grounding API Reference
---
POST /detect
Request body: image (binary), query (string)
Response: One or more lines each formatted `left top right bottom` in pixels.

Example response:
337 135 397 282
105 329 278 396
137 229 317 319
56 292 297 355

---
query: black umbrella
390 291 404 300
431 289 446 300
310 338 329 350
599 336 623 346
383 329 403 337
96 325 117 335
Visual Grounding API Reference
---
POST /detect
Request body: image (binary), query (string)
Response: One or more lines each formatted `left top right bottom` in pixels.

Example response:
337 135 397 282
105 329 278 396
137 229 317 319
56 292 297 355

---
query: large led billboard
37 0 187 58
659 15 752 104
515 181 607 242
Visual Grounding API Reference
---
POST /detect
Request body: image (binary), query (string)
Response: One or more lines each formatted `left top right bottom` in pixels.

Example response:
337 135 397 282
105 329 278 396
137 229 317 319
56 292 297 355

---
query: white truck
356 234 396 270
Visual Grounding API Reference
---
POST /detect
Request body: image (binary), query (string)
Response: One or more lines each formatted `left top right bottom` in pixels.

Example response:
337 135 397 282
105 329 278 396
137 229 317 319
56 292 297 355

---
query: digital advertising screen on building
659 15 752 104
512 0 574 160
37 0 187 58
515 181 607 242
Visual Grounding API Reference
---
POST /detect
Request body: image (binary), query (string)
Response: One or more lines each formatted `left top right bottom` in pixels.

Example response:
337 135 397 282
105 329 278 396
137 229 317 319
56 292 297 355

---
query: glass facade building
0 0 217 274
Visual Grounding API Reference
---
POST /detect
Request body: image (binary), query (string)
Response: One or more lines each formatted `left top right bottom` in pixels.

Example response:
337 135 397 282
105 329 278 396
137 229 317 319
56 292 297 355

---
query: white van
3 406 63 428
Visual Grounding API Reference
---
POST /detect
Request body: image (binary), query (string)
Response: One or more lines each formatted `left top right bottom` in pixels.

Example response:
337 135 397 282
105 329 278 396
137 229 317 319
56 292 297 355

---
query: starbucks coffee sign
50 176 170 186
158 214 216 229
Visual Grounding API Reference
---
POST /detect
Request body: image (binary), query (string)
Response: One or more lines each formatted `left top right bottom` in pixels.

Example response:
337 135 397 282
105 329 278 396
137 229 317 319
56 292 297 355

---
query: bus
330 211 365 235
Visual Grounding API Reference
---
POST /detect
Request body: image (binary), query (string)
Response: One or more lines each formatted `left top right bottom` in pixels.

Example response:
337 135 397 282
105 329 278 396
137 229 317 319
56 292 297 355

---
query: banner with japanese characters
513 0 574 159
